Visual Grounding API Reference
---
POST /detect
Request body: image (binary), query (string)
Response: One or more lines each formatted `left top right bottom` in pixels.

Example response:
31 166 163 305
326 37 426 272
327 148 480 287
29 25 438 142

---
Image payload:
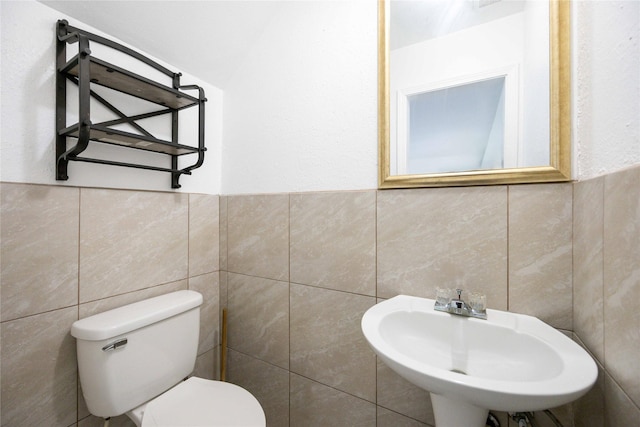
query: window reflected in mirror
399 73 515 175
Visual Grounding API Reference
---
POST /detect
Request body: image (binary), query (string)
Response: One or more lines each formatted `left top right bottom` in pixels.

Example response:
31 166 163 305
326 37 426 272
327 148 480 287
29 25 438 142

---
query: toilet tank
71 290 203 418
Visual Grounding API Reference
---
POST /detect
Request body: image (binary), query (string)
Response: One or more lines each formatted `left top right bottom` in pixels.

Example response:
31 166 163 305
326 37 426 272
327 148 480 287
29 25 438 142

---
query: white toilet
71 290 265 426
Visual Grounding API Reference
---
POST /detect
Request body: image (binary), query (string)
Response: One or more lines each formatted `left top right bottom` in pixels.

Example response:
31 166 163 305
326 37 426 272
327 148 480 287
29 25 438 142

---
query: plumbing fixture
434 288 487 319
541 409 564 427
486 412 500 427
510 412 534 427
509 410 564 427
362 294 597 426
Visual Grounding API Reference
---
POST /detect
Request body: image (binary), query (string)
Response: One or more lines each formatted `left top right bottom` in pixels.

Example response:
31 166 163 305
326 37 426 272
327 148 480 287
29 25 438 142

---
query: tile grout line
288 192 292 426
76 186 82 425
374 189 379 424
506 185 510 312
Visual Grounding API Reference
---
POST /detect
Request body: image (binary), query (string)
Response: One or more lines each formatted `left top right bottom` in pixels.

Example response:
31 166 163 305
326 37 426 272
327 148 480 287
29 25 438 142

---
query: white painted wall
0 0 223 194
1 1 637 194
221 0 378 194
220 0 638 191
573 0 640 180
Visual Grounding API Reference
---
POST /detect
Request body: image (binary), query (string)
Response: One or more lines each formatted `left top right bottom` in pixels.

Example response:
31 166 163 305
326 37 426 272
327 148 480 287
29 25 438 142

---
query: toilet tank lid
71 290 203 341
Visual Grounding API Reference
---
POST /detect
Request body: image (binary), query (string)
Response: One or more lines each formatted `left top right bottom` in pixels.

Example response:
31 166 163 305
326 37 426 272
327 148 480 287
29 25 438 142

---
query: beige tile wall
508 184 573 330
2 165 638 427
573 165 640 426
377 186 508 308
222 184 580 427
0 183 220 427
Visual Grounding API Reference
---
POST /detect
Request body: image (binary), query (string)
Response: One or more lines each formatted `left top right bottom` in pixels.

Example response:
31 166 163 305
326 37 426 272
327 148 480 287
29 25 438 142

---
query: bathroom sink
361 295 597 427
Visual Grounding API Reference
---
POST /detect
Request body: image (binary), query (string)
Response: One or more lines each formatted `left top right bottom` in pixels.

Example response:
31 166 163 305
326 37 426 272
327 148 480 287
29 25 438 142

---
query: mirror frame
378 0 572 189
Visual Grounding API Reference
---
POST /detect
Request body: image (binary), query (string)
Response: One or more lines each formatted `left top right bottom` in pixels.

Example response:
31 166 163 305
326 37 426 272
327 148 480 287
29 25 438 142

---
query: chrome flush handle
102 338 128 351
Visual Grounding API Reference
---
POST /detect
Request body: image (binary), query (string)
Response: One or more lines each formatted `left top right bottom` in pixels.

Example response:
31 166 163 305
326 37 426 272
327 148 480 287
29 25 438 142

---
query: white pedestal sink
361 295 597 427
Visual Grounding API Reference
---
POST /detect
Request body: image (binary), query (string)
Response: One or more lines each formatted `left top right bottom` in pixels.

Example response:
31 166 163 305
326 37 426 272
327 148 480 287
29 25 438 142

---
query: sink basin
361 295 597 427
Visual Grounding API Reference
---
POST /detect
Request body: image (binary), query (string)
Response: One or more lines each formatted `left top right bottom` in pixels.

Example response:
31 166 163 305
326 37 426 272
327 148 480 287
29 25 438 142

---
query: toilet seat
136 377 266 427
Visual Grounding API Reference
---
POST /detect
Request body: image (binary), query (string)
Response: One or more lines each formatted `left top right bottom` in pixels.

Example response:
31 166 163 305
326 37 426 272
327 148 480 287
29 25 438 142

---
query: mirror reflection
380 0 571 188
402 73 510 174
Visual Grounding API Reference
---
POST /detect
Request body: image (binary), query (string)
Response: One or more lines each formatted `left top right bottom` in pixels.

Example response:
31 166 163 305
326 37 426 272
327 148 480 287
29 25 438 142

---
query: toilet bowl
71 290 265 426
127 377 265 427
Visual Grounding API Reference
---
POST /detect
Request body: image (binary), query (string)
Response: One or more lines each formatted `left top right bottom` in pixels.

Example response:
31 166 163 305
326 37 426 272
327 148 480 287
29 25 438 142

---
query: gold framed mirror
378 0 571 189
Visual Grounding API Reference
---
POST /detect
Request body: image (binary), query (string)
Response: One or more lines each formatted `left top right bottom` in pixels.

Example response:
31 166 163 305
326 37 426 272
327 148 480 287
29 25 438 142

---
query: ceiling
40 0 527 87
39 0 284 89
390 0 526 50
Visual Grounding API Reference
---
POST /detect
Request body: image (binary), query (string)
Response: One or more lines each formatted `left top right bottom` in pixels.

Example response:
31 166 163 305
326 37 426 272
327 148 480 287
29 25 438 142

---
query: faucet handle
468 292 487 315
435 287 452 307
455 289 463 300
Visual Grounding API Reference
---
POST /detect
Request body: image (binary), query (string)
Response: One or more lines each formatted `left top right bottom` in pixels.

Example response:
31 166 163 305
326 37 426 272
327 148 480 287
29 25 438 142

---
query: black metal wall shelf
60 123 199 155
56 19 207 188
61 55 200 109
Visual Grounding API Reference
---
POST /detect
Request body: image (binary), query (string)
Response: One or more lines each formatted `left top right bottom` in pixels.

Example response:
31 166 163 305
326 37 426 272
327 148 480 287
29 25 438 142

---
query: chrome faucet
434 288 487 320
449 289 472 315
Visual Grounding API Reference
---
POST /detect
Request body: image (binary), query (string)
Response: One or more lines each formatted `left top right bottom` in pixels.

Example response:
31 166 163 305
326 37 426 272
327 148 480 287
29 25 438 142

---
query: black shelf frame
55 19 207 188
